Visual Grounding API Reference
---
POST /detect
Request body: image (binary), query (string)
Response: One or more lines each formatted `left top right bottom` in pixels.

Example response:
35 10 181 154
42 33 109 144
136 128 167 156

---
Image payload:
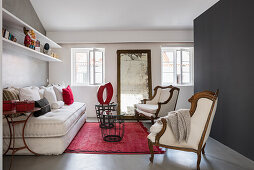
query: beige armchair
135 85 180 124
147 90 219 170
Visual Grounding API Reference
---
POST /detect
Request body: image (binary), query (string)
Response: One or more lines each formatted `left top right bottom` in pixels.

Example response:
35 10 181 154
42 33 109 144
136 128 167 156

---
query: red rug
65 122 164 154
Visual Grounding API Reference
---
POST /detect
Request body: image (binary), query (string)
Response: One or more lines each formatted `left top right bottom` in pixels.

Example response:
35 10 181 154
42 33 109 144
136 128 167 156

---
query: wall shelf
3 38 62 62
2 8 62 62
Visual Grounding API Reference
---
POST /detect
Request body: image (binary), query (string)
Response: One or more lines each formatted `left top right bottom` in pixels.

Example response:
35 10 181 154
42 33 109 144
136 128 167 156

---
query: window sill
175 84 194 87
162 83 194 87
71 84 101 87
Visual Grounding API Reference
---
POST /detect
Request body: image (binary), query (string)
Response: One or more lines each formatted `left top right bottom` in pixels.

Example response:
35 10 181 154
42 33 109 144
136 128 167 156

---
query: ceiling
30 0 219 32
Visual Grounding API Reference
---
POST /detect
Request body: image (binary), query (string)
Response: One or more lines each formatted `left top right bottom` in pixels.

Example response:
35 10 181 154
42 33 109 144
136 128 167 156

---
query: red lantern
97 82 113 104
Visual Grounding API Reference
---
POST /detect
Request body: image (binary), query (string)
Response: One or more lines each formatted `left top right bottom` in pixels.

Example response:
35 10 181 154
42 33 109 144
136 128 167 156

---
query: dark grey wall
2 0 48 87
3 0 46 35
194 0 254 160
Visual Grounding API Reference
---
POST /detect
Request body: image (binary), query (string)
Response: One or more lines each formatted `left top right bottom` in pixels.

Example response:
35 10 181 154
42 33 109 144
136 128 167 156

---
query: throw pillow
51 101 64 109
34 98 51 117
43 87 57 106
3 88 19 101
53 85 64 101
38 88 45 99
19 86 40 101
62 85 74 105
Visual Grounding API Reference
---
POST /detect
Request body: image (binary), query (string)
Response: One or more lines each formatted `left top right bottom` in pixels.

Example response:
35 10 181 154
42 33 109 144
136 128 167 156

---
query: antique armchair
135 85 180 124
147 90 219 170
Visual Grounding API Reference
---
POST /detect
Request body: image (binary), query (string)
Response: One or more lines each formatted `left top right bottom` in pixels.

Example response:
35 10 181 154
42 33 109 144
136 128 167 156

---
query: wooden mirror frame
117 50 152 119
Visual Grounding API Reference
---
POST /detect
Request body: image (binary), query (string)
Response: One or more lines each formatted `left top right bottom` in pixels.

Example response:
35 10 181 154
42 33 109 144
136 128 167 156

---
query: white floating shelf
3 38 62 62
2 8 61 48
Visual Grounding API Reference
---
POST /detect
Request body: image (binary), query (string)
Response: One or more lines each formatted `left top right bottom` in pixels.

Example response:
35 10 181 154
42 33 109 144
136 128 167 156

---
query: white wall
0 0 3 167
49 42 194 117
47 30 193 43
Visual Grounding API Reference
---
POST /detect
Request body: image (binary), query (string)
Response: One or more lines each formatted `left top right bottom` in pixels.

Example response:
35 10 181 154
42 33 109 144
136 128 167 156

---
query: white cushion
19 86 40 101
3 102 86 138
51 101 64 109
38 88 45 99
44 87 57 106
53 85 64 101
136 108 156 118
136 104 158 114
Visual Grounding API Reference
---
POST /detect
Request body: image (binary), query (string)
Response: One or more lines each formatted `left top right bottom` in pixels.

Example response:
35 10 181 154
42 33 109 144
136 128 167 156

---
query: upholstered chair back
158 87 180 117
187 91 218 149
150 88 162 105
158 89 170 103
203 99 218 145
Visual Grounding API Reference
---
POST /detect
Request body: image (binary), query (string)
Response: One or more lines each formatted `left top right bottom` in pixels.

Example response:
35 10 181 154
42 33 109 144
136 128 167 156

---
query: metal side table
3 108 40 169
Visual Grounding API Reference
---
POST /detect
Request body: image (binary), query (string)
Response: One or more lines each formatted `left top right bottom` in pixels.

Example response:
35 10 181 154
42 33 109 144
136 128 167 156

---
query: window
161 47 193 85
71 48 105 85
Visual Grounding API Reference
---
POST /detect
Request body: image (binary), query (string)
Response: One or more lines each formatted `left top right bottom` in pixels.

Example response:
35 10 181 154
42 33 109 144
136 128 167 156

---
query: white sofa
3 102 87 155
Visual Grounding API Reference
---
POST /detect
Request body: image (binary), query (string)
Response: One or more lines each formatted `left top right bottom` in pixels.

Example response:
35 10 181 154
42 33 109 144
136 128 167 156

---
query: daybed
3 102 87 155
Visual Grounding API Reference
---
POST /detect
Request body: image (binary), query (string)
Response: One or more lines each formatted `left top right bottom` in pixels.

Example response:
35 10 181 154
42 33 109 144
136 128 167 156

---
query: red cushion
62 85 74 105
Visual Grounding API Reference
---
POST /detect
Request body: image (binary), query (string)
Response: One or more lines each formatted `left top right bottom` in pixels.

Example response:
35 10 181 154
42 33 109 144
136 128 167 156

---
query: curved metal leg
4 116 12 155
10 117 15 170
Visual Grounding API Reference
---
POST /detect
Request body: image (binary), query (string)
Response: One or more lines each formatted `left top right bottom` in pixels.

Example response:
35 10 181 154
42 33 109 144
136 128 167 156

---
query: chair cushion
136 104 158 114
136 108 156 118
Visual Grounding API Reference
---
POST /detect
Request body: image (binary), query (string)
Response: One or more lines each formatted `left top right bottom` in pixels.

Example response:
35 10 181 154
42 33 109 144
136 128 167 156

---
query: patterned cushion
3 88 19 101
3 88 21 118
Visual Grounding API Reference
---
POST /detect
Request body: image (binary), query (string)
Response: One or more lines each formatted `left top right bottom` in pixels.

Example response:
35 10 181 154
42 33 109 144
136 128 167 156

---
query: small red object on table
16 101 35 112
3 107 40 169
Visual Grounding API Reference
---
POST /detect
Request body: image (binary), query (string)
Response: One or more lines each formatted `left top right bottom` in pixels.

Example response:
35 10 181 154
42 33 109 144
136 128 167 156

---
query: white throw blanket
157 109 191 143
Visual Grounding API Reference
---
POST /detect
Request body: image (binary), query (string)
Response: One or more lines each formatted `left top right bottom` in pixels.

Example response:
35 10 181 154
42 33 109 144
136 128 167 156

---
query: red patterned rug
65 122 164 154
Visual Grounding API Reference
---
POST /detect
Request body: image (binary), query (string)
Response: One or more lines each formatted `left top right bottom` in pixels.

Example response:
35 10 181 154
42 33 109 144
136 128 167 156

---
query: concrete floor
3 118 254 170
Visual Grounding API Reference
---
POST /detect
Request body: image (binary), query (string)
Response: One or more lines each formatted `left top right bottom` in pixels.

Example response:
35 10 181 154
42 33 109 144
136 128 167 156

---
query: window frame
71 48 105 86
161 47 193 86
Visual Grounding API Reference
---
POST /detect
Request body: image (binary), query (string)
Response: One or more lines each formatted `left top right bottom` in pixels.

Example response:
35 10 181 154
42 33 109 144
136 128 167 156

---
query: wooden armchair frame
135 85 180 124
148 90 219 170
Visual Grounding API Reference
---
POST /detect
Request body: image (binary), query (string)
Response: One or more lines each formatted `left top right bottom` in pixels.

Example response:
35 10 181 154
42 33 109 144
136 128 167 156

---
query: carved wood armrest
155 118 167 144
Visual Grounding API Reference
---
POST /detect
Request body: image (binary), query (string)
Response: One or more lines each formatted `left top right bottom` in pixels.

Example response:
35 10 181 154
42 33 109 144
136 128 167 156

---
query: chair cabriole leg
197 151 201 170
135 111 140 122
151 117 154 125
148 139 154 163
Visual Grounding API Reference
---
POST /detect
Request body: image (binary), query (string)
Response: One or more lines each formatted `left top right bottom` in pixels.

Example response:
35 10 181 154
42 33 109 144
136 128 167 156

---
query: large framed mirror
117 50 152 118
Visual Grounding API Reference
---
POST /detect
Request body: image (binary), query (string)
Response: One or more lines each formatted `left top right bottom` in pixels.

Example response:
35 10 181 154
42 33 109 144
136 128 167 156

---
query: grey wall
194 0 254 160
2 0 48 87
3 0 46 35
